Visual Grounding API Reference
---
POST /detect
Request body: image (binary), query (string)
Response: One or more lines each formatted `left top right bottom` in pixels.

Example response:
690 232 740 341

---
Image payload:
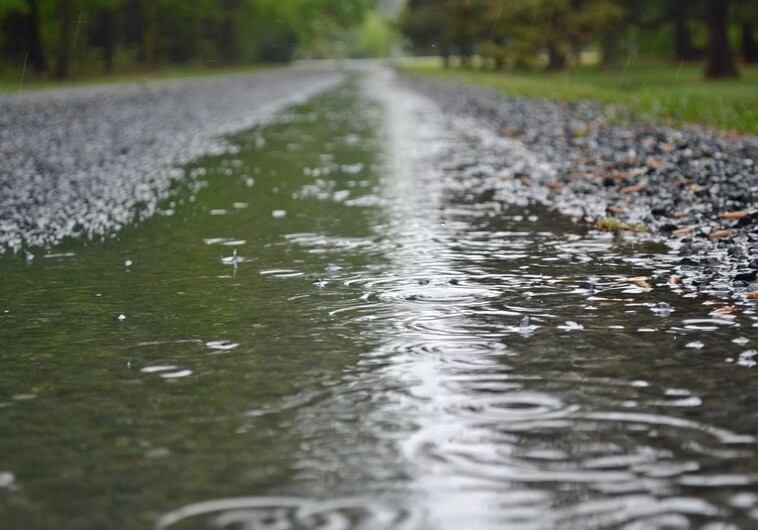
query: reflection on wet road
2 66 758 530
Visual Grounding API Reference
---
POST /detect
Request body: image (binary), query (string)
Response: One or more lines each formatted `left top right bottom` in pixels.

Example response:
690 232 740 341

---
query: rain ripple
156 496 419 530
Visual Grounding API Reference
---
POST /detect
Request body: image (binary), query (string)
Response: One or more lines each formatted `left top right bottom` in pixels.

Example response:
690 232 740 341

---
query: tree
704 0 738 78
398 0 452 65
0 0 46 72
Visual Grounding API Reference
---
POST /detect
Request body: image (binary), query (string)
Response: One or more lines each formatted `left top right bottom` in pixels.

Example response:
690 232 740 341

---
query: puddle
0 67 757 529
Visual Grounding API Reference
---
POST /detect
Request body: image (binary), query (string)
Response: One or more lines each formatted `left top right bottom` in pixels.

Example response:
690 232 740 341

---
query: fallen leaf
630 278 652 289
711 306 737 315
606 206 625 215
520 177 533 187
620 183 647 194
671 227 694 236
548 182 564 189
674 211 687 218
718 210 749 220
747 291 758 300
689 183 702 192
645 156 664 169
668 275 681 285
707 230 730 239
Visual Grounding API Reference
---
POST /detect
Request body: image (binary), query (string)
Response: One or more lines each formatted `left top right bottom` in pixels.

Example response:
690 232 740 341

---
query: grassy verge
0 63 275 94
400 57 758 135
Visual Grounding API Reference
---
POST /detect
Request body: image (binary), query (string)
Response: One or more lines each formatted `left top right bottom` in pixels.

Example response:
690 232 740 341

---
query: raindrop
558 321 584 331
737 350 757 368
0 471 15 490
221 249 240 266
651 302 672 317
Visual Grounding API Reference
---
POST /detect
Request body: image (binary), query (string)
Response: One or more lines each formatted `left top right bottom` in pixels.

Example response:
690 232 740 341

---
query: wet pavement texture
1 65 758 529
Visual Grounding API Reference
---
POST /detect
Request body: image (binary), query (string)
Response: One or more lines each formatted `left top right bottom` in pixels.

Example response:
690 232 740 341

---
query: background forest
1 1 757 83
0 0 378 80
399 0 758 78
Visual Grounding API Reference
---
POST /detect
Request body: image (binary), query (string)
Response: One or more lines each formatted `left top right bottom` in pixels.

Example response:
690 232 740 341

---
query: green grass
0 63 275 94
401 57 758 135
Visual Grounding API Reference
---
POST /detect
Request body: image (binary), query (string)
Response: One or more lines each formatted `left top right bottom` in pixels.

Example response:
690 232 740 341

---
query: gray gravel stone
400 73 758 297
0 67 344 254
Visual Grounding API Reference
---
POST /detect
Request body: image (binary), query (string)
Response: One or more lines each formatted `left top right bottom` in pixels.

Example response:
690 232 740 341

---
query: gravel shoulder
401 73 758 299
0 66 344 254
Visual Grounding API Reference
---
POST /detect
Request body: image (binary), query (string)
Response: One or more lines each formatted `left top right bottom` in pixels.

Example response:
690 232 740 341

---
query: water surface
1 67 758 529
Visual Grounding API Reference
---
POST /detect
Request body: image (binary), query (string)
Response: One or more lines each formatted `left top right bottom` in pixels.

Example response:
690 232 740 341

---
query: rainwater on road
1 67 758 529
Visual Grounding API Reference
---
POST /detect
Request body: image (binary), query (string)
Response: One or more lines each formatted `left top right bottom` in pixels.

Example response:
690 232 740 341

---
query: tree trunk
1 0 47 72
26 0 46 72
143 1 158 67
600 27 620 70
547 44 567 71
125 0 143 59
55 0 74 79
743 23 758 63
704 0 738 79
100 9 115 72
674 6 700 60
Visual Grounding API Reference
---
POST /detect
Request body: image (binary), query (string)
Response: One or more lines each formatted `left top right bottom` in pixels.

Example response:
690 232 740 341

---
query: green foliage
399 0 753 77
0 0 376 80
358 12 398 57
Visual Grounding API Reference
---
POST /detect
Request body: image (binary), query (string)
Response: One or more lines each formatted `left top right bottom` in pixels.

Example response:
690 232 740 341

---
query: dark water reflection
1 68 758 529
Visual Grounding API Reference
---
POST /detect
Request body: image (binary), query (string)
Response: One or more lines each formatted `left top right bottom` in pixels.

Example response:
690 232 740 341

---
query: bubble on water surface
651 302 672 317
272 209 287 218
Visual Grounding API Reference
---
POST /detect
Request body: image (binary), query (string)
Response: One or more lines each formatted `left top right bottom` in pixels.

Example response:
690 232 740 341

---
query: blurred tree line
0 0 375 79
399 0 758 78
